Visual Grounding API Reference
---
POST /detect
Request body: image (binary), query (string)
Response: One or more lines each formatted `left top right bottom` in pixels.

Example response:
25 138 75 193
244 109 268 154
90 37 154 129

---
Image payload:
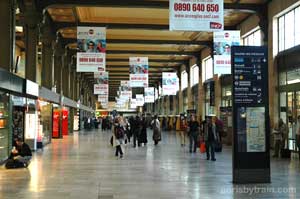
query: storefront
0 91 10 162
37 100 52 146
277 45 300 150
0 68 24 161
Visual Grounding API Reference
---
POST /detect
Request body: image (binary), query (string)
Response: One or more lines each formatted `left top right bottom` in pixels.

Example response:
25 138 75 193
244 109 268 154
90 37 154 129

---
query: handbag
200 142 206 153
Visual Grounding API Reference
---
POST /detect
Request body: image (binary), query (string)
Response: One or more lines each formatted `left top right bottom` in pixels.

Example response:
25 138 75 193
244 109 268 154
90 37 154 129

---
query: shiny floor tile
0 129 299 199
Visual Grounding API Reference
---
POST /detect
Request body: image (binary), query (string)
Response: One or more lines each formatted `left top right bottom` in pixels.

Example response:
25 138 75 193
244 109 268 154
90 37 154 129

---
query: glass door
287 92 297 150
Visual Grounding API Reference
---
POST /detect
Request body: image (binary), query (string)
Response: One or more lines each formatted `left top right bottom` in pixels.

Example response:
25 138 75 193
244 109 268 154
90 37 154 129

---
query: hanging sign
162 72 178 96
144 87 155 103
129 57 149 87
136 94 145 106
130 99 137 109
169 0 224 31
214 31 240 75
77 27 106 72
94 84 108 95
94 72 109 84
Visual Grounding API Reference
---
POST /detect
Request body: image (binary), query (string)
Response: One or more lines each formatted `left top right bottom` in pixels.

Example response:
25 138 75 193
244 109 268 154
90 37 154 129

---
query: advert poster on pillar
169 0 224 31
77 27 106 72
213 30 240 75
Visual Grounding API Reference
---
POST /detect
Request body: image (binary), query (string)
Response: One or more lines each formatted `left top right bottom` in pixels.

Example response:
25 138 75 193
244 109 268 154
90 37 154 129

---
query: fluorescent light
287 79 300 84
15 26 23 32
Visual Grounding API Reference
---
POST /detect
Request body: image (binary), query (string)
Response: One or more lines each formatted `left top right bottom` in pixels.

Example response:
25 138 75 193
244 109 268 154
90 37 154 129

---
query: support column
0 0 16 72
41 25 55 89
62 49 71 98
53 40 64 94
214 75 222 117
24 11 41 82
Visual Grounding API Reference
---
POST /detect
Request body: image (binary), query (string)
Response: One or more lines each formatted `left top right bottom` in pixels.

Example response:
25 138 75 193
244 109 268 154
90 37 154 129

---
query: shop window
242 28 262 46
181 70 188 90
279 71 287 86
190 64 199 86
287 68 300 84
277 5 300 52
202 57 213 83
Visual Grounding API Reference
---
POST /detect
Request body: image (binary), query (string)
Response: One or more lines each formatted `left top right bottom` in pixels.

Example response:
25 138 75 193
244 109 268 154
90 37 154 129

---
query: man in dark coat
6 138 32 169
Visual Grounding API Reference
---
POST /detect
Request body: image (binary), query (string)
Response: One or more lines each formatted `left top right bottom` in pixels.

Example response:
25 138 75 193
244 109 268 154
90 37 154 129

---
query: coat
204 123 218 142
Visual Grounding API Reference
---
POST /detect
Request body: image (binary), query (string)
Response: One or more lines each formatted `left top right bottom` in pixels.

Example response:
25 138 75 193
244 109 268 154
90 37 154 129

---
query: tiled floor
0 129 299 199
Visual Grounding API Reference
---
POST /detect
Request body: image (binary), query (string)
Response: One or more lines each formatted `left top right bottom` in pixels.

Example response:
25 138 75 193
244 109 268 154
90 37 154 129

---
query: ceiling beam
105 50 197 56
106 59 185 63
40 1 260 13
62 38 211 46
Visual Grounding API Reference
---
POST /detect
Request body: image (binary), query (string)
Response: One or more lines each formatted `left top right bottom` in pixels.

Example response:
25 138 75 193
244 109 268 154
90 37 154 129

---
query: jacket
204 123 218 142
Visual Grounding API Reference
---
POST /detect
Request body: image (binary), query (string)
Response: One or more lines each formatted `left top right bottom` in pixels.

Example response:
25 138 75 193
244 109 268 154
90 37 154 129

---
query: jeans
180 131 186 145
274 139 282 157
115 145 123 157
133 131 141 147
189 132 198 152
205 141 215 160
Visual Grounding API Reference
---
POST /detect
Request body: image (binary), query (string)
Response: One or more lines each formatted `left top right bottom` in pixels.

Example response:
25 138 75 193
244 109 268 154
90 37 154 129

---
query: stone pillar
0 0 16 72
62 49 71 98
198 62 205 120
214 74 222 117
41 26 55 89
53 41 64 94
24 11 41 82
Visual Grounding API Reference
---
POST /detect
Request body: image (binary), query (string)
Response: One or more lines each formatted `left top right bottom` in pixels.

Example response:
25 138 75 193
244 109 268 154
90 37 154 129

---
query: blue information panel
232 46 270 183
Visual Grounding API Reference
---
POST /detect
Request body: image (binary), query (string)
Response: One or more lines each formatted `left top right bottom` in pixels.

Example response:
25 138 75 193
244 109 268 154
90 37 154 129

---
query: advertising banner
98 95 108 103
162 72 178 96
169 0 224 31
94 71 109 84
120 91 132 100
154 88 158 100
136 94 145 106
120 80 131 91
129 57 149 87
130 99 137 109
77 27 106 72
144 87 155 103
214 31 240 75
94 84 108 95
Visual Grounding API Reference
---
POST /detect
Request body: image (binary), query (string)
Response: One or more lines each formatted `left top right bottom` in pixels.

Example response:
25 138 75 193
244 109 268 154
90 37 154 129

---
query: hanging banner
77 27 106 72
130 99 137 109
98 95 108 103
120 91 132 100
136 94 145 106
129 57 149 87
94 72 109 84
120 80 131 91
169 0 224 31
144 87 155 103
94 84 108 95
162 72 178 96
154 88 159 100
214 31 240 75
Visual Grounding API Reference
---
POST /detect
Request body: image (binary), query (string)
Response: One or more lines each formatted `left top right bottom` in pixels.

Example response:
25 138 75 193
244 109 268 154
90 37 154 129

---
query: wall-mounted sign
129 57 149 87
214 31 240 75
26 80 39 97
169 0 224 31
77 27 106 72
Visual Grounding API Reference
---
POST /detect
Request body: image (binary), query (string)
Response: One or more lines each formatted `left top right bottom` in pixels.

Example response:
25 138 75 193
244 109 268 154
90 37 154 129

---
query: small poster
94 72 109 84
98 95 108 103
162 72 178 96
246 107 266 152
136 94 145 106
94 84 108 95
144 87 155 103
129 57 149 87
214 31 240 75
130 99 137 109
169 0 224 31
77 27 106 72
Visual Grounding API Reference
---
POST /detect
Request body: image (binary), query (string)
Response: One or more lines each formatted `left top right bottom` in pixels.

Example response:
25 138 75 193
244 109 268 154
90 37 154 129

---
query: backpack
115 126 124 139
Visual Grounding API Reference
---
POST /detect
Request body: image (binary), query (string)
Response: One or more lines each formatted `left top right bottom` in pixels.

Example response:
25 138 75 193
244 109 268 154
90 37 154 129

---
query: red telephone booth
52 109 60 138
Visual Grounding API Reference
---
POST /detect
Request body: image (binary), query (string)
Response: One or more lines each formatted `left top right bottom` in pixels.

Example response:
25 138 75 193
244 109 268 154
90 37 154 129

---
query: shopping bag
200 142 206 153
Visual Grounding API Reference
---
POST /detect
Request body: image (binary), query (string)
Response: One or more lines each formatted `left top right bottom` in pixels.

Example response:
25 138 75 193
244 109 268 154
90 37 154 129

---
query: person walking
187 115 200 153
296 116 300 160
132 116 142 147
151 115 161 145
179 115 187 147
114 117 124 159
204 117 219 161
273 118 288 158
140 116 148 146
